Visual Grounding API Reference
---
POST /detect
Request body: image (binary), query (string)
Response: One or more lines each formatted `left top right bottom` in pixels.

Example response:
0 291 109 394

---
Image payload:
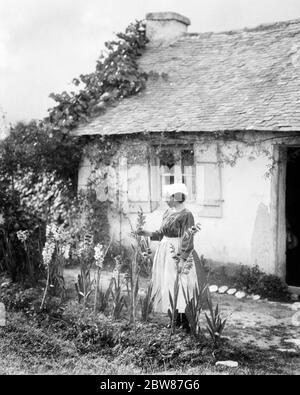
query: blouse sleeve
180 211 195 260
150 210 169 241
150 230 164 241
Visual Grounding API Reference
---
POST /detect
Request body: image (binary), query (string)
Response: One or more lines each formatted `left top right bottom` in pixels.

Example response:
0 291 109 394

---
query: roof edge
186 17 300 38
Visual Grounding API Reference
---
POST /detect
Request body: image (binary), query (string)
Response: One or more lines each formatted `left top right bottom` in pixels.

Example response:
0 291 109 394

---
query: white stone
278 348 297 353
0 303 5 327
209 285 218 293
218 286 229 294
291 294 299 302
284 339 300 348
221 336 232 341
227 288 237 295
292 311 300 327
291 302 300 311
215 361 239 368
252 295 261 301
0 282 10 288
235 291 246 299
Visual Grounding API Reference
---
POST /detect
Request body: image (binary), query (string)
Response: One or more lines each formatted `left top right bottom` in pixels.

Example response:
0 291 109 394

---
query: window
118 142 223 217
159 146 196 201
150 142 223 217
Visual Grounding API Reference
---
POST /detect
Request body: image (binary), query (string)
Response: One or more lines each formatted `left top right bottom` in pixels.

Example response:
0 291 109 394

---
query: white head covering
162 184 173 200
169 183 188 197
162 183 188 200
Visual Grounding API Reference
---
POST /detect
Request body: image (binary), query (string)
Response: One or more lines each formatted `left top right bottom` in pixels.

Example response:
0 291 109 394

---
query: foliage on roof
48 20 148 133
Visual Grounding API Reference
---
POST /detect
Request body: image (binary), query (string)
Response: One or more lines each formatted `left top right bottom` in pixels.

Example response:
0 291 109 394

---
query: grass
0 310 299 375
0 312 139 375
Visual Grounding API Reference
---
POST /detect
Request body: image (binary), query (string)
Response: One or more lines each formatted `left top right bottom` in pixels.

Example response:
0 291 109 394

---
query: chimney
146 12 191 45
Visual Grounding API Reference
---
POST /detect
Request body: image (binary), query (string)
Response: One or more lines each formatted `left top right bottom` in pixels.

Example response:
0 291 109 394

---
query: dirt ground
64 267 300 361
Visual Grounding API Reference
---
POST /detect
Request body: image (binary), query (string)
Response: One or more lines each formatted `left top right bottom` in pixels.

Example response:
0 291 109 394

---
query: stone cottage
72 12 300 291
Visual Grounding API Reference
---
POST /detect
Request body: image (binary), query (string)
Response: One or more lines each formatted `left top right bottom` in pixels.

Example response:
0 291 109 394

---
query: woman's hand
177 259 185 273
178 258 193 275
136 230 152 238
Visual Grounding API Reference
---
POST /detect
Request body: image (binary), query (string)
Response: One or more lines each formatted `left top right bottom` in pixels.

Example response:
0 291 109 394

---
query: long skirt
151 236 199 314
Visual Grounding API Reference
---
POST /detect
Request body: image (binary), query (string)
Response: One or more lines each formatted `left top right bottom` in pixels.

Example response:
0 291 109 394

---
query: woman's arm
136 210 169 241
150 210 168 241
136 229 163 240
136 230 153 238
150 230 164 241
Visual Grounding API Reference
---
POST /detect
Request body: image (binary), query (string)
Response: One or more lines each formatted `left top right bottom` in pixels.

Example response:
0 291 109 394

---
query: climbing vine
48 19 148 134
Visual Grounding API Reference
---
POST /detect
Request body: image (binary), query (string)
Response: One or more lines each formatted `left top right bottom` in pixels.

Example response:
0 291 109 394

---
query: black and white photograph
0 0 300 378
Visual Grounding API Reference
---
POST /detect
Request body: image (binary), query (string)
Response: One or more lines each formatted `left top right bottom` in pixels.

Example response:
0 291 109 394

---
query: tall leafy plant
182 283 210 338
108 258 128 320
140 282 158 322
167 269 180 335
205 290 227 347
129 207 153 329
131 207 153 276
94 241 111 314
110 276 127 320
40 223 71 310
74 230 94 307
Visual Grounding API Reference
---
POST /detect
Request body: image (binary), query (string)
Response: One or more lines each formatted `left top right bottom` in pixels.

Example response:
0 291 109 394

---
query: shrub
235 264 290 301
0 185 45 283
0 121 82 189
0 280 64 318
0 282 43 314
0 141 75 284
60 301 120 354
105 243 132 272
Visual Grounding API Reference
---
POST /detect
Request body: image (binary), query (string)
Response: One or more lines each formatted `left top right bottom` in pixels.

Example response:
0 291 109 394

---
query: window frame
155 144 197 203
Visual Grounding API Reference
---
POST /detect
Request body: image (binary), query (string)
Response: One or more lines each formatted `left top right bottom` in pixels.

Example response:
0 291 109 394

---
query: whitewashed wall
78 135 276 275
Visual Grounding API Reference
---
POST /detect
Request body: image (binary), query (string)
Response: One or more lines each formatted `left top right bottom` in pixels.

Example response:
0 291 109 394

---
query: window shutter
150 156 160 211
119 147 151 213
195 142 223 218
78 156 92 190
118 156 129 212
78 156 116 203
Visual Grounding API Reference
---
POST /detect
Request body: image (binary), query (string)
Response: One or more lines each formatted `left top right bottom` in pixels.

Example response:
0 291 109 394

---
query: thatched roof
73 18 300 136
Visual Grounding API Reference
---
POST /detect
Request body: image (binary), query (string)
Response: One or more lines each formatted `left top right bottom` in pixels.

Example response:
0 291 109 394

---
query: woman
138 183 207 330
